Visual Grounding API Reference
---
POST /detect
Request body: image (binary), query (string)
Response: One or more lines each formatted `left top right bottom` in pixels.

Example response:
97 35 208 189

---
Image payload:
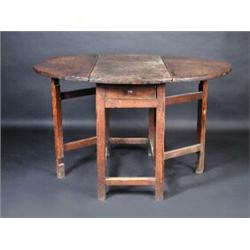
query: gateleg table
33 54 231 200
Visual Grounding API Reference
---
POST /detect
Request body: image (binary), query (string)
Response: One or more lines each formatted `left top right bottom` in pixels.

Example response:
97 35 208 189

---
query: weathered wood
162 56 232 82
96 83 167 200
164 144 201 160
105 109 110 159
51 78 65 179
195 81 208 174
155 84 165 201
106 177 155 186
33 54 232 200
61 88 96 100
109 137 148 145
96 84 107 200
105 99 158 108
148 108 156 158
33 55 98 81
165 92 202 105
90 54 172 84
105 85 156 99
34 55 231 84
64 136 96 151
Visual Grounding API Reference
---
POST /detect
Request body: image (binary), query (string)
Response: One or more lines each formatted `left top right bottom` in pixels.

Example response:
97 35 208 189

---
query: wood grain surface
162 56 232 82
90 54 171 84
33 55 98 81
34 54 231 84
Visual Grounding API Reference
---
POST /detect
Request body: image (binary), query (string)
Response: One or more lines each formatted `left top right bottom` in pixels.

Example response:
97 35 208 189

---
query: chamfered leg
96 84 107 200
195 80 208 174
105 109 110 158
148 108 156 158
155 84 166 200
51 78 65 179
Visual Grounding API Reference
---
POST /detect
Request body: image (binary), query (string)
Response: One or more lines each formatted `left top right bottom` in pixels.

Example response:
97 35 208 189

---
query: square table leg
148 108 156 158
96 84 107 200
51 78 65 179
196 80 208 174
96 83 165 200
155 84 166 200
105 109 110 158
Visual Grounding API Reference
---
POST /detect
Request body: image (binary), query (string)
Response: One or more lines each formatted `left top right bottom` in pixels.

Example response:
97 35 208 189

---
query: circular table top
33 54 231 84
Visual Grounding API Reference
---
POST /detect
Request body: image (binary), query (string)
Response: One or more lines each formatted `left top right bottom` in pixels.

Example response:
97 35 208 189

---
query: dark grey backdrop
2 32 249 129
1 32 249 217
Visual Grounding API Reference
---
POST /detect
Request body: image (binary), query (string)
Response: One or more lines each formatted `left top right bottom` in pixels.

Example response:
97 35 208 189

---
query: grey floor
1 127 249 217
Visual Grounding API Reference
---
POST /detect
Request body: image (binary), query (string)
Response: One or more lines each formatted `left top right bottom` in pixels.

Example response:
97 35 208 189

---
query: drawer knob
127 89 133 95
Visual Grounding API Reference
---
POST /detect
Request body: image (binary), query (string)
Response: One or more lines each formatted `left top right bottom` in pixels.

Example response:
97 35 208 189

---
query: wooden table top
33 54 231 84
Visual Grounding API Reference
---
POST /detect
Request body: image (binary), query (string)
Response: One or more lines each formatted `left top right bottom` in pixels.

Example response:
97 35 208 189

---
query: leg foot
56 159 65 179
155 190 164 201
57 165 65 179
195 152 205 174
195 169 204 175
98 186 106 201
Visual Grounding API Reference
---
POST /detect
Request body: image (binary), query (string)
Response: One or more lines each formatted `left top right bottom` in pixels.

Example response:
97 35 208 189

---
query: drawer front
105 85 156 99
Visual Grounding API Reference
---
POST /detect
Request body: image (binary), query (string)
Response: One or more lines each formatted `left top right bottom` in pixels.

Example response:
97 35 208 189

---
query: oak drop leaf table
33 54 231 200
